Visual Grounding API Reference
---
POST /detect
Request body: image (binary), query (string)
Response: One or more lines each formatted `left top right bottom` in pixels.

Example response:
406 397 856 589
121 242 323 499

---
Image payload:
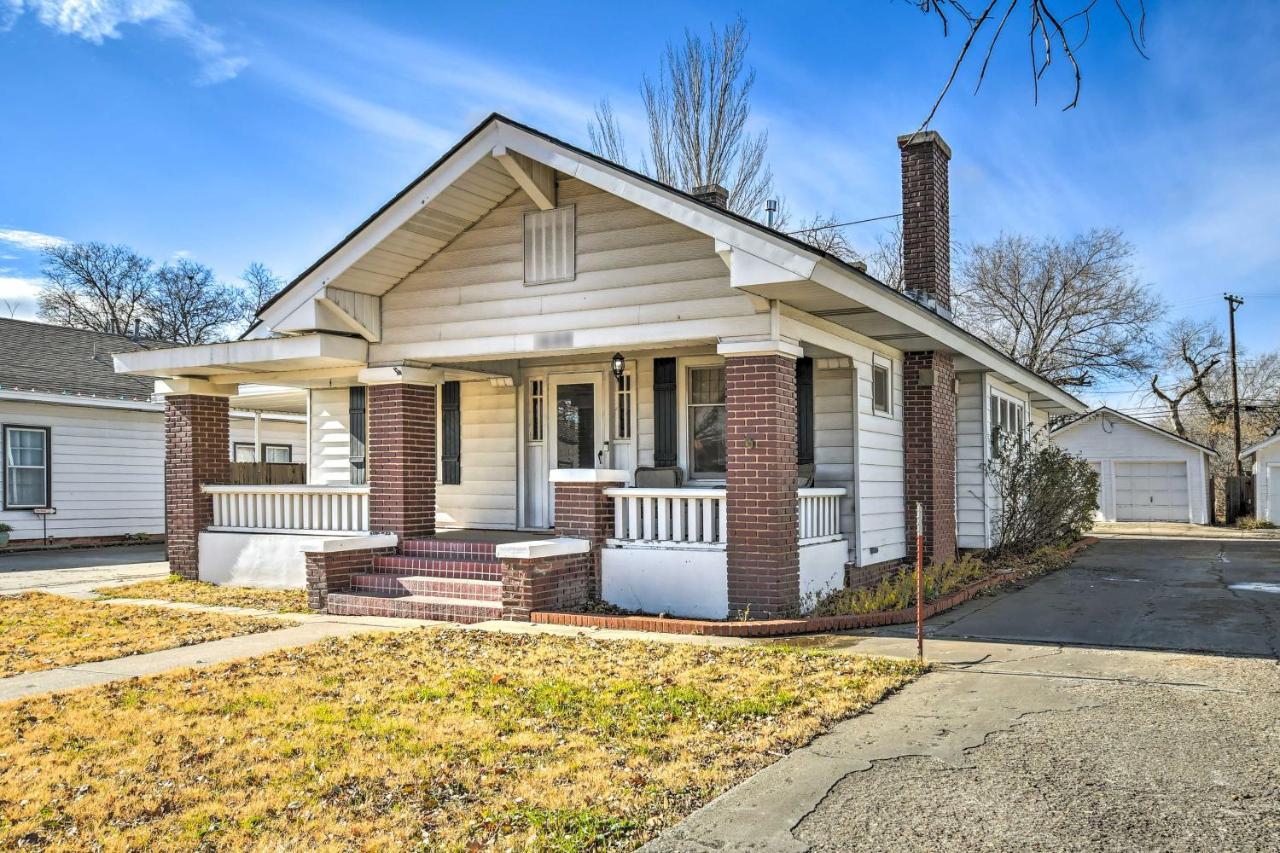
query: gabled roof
1051 406 1217 456
0 318 164 401
246 113 1085 413
1241 431 1280 459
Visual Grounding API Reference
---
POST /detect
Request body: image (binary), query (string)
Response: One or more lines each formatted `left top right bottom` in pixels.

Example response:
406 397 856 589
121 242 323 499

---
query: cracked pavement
646 537 1280 851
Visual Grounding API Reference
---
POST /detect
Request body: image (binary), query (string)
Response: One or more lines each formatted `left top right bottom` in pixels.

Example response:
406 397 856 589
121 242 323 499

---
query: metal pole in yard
915 501 924 661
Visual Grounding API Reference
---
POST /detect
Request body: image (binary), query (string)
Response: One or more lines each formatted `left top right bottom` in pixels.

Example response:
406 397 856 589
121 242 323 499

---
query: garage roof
1051 407 1216 456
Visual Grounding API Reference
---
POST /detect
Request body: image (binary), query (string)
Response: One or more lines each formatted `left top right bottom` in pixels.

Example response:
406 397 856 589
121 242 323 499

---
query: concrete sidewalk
1091 520 1280 540
0 612 436 702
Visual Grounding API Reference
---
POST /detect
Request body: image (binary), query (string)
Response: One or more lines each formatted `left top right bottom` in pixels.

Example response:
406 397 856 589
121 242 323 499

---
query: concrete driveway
0 545 168 595
650 537 1280 852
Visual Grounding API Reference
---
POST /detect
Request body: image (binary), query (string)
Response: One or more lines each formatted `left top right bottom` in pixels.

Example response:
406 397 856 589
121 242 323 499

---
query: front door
527 371 607 527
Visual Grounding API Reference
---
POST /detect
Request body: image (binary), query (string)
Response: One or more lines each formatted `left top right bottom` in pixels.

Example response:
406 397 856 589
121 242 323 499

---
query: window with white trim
687 366 726 479
4 425 50 509
989 392 1027 457
263 444 292 464
871 356 892 415
523 206 576 285
232 442 257 463
614 372 632 440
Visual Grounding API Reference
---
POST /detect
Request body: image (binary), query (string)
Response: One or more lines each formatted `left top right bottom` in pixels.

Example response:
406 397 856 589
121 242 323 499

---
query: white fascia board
808 259 1086 414
1241 432 1280 459
113 333 368 378
494 123 818 280
0 388 161 412
256 128 501 332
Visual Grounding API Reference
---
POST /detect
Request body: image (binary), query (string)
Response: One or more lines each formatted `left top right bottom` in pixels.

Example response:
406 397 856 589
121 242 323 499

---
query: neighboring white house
0 319 307 544
1051 407 1215 525
1241 432 1280 525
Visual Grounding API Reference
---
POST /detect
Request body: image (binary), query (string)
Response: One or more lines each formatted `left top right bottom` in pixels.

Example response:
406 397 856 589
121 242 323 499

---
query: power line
785 212 902 236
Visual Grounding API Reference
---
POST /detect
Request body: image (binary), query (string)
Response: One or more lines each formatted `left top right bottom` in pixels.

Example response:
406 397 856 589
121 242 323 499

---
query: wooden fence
227 462 308 486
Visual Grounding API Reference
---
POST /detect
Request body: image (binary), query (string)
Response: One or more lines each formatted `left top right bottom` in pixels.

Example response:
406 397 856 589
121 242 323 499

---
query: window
872 359 891 414
528 379 544 441
233 442 257 463
263 444 292 464
349 385 367 485
4 425 50 509
614 372 632 440
441 381 461 485
990 393 1027 457
687 366 726 479
523 206 575 285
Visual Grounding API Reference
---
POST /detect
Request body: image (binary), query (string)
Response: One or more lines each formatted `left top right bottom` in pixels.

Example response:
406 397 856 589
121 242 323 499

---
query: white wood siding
0 400 164 540
813 364 858 558
955 372 988 549
308 388 351 486
437 380 517 529
856 355 905 565
375 178 756 359
1256 443 1280 524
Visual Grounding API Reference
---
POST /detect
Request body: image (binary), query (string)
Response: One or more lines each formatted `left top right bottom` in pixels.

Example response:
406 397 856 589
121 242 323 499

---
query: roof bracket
493 145 556 210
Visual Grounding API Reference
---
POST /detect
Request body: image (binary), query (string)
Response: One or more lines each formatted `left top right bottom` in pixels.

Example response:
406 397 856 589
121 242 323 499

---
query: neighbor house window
263 444 292 464
687 366 726 479
614 372 632 440
233 442 257 463
990 393 1026 457
4 425 50 509
523 206 576 285
872 358 891 414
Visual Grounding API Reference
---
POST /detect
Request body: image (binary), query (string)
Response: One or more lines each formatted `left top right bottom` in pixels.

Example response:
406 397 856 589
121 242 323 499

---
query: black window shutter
653 357 677 468
442 381 461 485
796 357 815 466
348 385 367 485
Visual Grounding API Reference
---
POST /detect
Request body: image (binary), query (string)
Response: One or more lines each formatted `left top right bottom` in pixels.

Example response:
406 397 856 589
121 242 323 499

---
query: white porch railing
798 488 846 544
605 486 846 549
203 485 370 534
606 488 728 549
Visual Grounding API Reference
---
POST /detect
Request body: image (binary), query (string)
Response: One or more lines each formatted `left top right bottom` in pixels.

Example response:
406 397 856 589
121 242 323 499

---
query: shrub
1235 516 1277 530
985 430 1098 554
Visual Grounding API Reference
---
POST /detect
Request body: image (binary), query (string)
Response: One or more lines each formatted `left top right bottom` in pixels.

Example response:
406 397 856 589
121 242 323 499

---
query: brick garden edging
531 538 1097 638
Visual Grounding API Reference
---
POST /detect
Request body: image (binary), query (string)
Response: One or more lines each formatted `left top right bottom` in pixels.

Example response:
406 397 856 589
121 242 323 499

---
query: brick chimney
897 131 952 311
692 183 729 210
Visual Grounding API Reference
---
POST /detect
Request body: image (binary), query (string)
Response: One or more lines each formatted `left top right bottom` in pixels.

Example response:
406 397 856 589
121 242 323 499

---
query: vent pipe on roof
692 183 729 210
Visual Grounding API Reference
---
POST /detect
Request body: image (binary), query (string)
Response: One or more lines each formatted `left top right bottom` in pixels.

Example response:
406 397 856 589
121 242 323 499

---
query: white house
1051 407 1215 525
0 319 307 545
1241 433 1280 525
114 115 1088 621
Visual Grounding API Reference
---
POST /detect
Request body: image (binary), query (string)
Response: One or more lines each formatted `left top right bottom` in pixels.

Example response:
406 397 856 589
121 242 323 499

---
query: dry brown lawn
0 592 287 679
0 629 924 851
97 577 310 612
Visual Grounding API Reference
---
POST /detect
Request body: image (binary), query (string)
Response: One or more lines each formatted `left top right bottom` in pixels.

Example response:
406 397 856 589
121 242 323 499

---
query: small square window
264 445 292 464
524 206 575 285
233 442 257 463
871 362 891 414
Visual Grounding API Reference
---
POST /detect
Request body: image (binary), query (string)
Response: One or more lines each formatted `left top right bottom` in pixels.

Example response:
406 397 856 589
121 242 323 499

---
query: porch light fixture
611 352 626 387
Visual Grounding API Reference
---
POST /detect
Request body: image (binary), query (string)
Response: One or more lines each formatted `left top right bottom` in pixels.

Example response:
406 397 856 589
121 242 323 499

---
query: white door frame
544 370 608 522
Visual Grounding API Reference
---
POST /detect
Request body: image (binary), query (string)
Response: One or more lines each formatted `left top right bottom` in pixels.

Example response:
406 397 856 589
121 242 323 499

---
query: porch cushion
634 466 684 488
797 462 815 488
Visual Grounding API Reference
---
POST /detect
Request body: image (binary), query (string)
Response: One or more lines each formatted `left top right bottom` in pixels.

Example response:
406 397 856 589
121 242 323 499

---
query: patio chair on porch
634 466 684 488
797 462 816 488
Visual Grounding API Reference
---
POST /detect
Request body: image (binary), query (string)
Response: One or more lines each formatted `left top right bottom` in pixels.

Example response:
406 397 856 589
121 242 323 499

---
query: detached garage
1241 433 1280 525
1051 407 1215 525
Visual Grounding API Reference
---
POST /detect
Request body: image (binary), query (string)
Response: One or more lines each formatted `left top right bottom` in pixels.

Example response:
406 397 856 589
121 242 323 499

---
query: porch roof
112 333 367 383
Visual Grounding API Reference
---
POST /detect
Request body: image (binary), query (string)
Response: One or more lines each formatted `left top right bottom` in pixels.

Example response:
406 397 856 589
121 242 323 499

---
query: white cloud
0 227 66 251
5 1 246 83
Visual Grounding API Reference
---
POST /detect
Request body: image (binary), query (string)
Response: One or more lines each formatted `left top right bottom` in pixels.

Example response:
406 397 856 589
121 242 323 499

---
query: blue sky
2 0 1278 415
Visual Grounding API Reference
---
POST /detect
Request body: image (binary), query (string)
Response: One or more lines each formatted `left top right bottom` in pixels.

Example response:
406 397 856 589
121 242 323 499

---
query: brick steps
370 555 501 581
399 537 498 560
349 572 502 601
326 590 502 623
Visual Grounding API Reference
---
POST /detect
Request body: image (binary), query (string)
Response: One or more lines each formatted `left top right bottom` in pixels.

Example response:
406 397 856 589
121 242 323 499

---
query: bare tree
0 298 21 318
36 242 153 334
782 212 863 263
589 16 773 217
865 220 905 291
1149 319 1224 437
145 259 247 345
240 261 285 317
956 228 1162 387
909 1 1149 128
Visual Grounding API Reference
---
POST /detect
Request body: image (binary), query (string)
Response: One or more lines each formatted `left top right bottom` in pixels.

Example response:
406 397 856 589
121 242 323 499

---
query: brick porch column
550 468 628 598
903 352 957 563
362 367 437 540
719 340 802 618
160 380 231 580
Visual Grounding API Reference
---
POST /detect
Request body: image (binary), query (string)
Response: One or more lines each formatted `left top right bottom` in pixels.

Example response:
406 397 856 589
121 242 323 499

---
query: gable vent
524 205 576 285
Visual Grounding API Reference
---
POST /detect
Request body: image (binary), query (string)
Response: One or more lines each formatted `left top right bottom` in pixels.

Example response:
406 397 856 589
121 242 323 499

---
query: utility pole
1225 294 1245 476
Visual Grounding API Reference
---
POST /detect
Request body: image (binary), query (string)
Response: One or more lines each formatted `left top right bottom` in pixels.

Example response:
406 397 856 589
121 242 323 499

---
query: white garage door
1115 461 1189 522
1269 465 1280 525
